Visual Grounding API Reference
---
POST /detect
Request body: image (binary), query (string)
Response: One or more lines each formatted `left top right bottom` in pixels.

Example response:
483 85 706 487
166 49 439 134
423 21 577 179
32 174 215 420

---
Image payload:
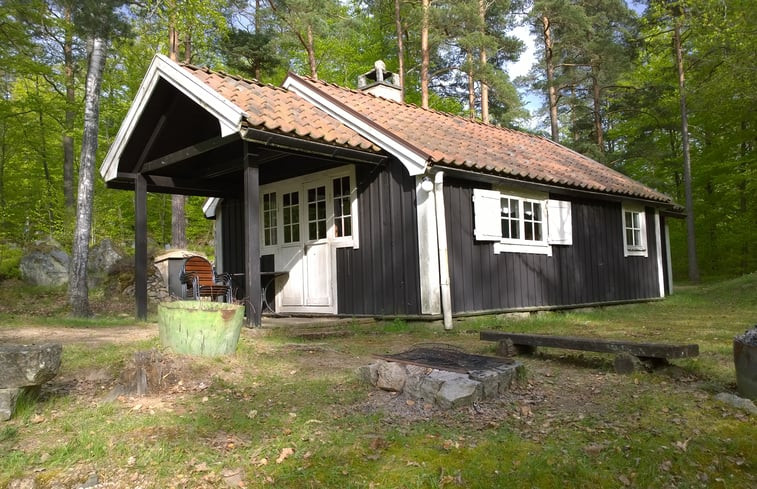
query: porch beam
135 173 148 320
141 133 243 174
243 127 387 165
112 172 240 197
243 142 262 327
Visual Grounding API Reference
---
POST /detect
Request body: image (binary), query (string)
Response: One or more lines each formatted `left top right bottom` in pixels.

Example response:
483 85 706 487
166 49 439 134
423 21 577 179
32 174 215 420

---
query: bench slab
480 331 699 359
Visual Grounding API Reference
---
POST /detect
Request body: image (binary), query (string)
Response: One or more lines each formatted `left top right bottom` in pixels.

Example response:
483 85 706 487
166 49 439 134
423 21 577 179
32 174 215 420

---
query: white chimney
357 60 402 102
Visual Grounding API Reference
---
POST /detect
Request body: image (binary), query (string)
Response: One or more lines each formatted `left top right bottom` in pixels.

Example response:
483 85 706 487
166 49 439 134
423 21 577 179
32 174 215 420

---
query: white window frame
262 191 278 246
260 165 359 254
473 188 572 256
622 204 648 257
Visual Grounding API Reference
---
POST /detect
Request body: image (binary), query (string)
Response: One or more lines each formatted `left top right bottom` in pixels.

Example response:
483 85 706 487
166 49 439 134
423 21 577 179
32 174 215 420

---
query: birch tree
69 1 126 316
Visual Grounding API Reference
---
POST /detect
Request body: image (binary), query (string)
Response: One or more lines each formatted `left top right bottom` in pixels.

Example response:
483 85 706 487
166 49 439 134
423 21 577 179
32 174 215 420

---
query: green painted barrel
158 301 244 356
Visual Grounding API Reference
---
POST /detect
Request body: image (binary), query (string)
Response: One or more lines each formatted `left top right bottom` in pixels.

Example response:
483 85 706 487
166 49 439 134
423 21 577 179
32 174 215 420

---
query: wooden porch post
135 173 148 320
243 142 262 326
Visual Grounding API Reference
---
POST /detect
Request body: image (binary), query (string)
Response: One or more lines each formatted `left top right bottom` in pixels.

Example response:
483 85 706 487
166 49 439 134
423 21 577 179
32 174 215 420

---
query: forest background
0 0 754 292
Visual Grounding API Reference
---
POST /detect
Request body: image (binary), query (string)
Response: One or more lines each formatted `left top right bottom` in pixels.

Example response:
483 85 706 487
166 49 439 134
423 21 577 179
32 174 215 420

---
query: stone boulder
0 344 62 388
19 242 70 287
1 344 62 421
375 360 407 392
88 239 124 277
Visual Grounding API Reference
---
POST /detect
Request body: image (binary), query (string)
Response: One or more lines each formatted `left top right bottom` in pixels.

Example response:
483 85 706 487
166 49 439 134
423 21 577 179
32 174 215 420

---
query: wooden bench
480 331 699 374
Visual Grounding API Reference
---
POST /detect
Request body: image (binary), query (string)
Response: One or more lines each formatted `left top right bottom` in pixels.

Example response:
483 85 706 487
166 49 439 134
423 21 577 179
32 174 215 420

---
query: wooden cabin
101 54 679 327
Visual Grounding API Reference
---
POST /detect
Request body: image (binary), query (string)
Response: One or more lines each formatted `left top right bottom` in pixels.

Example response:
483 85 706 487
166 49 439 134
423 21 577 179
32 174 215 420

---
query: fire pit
359 343 522 409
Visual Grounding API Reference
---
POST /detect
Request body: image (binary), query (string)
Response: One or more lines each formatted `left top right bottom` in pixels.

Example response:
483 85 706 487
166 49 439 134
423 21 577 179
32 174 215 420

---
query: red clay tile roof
186 64 673 205
183 65 380 153
297 76 674 205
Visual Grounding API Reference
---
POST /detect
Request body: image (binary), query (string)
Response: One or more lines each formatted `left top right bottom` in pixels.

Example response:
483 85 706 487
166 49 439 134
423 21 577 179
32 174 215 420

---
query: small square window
623 206 647 257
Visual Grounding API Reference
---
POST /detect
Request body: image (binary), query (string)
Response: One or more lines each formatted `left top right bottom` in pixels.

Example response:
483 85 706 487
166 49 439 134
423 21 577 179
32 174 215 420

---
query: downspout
433 171 453 330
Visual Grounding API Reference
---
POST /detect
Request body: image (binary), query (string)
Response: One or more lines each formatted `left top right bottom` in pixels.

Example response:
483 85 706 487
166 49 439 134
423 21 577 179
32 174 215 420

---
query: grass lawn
1 273 755 488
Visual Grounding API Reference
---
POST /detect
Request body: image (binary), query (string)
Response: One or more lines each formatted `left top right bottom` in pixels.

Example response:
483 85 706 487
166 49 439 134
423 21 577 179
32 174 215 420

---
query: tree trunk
467 52 475 119
0 119 5 207
394 0 405 103
673 19 699 283
306 23 317 79
478 0 488 124
169 24 179 61
62 4 75 211
421 0 430 109
254 0 262 79
183 31 191 63
591 65 603 154
69 37 106 317
168 15 187 249
541 15 559 142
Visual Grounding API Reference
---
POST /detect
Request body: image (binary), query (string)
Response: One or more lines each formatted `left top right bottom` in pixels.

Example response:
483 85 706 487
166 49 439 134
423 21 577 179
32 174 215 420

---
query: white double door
267 168 355 314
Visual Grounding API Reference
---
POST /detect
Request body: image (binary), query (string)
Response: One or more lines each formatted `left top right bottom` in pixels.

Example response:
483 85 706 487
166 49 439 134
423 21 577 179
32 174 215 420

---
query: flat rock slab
0 343 62 388
0 388 21 421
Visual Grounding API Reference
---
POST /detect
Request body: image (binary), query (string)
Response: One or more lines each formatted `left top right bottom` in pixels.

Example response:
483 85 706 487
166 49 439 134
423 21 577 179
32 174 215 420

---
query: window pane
262 192 277 246
307 185 327 240
333 176 352 238
522 201 543 242
283 191 300 243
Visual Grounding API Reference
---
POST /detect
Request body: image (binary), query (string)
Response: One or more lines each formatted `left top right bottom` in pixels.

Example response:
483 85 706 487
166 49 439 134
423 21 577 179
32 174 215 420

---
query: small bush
0 243 22 280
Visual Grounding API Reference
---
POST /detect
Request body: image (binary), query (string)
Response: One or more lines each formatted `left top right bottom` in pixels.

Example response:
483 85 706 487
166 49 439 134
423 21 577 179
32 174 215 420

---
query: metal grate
374 343 513 374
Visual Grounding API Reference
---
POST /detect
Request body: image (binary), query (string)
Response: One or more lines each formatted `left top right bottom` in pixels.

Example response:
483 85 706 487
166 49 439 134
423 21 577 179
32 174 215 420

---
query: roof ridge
297 74 549 142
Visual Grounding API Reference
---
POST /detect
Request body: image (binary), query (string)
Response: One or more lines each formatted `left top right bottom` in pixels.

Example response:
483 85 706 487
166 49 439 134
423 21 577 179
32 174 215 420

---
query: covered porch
100 56 385 326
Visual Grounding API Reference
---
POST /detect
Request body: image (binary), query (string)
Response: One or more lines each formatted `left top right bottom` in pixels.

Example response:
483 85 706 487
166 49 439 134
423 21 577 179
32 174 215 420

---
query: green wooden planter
158 301 244 356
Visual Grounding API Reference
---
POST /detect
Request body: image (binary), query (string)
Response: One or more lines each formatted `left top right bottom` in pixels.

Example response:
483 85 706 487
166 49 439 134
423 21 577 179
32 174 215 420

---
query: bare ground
0 324 158 346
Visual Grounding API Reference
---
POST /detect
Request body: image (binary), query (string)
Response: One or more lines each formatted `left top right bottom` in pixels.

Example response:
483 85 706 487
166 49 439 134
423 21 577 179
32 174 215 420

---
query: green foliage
605 0 757 279
0 243 22 280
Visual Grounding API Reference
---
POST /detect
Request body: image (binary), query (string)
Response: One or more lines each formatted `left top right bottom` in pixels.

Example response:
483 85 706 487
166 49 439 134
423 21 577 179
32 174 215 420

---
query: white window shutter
547 200 572 245
472 188 502 241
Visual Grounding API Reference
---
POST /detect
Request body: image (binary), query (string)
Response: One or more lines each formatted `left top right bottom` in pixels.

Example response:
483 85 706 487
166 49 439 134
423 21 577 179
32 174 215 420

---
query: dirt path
0 325 158 346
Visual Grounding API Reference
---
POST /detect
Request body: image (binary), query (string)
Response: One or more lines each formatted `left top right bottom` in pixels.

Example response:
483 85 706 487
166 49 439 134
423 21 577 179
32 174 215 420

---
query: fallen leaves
674 438 690 452
276 447 295 464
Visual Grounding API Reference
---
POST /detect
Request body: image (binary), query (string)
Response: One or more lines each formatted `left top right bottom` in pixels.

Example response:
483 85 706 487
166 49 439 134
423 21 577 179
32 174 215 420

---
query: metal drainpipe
433 171 453 330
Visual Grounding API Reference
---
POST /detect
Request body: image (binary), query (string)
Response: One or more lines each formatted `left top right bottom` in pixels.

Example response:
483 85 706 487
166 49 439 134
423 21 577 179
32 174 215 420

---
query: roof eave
433 163 679 209
100 54 246 182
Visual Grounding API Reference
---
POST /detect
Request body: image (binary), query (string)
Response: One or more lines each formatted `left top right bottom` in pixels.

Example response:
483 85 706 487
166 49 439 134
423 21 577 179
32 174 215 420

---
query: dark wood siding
219 198 274 303
444 179 661 313
336 160 422 315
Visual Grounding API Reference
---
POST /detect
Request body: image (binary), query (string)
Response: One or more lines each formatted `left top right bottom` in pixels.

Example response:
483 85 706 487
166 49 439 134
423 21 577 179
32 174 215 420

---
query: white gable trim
100 54 246 182
203 197 221 218
282 74 429 176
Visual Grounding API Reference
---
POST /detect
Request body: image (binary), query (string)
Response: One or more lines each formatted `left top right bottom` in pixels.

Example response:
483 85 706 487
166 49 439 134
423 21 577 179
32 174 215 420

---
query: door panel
277 246 303 307
265 169 354 315
304 243 331 306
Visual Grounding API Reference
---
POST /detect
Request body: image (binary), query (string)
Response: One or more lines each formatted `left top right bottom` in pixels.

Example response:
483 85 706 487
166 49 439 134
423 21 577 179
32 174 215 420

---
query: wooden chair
180 256 232 303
